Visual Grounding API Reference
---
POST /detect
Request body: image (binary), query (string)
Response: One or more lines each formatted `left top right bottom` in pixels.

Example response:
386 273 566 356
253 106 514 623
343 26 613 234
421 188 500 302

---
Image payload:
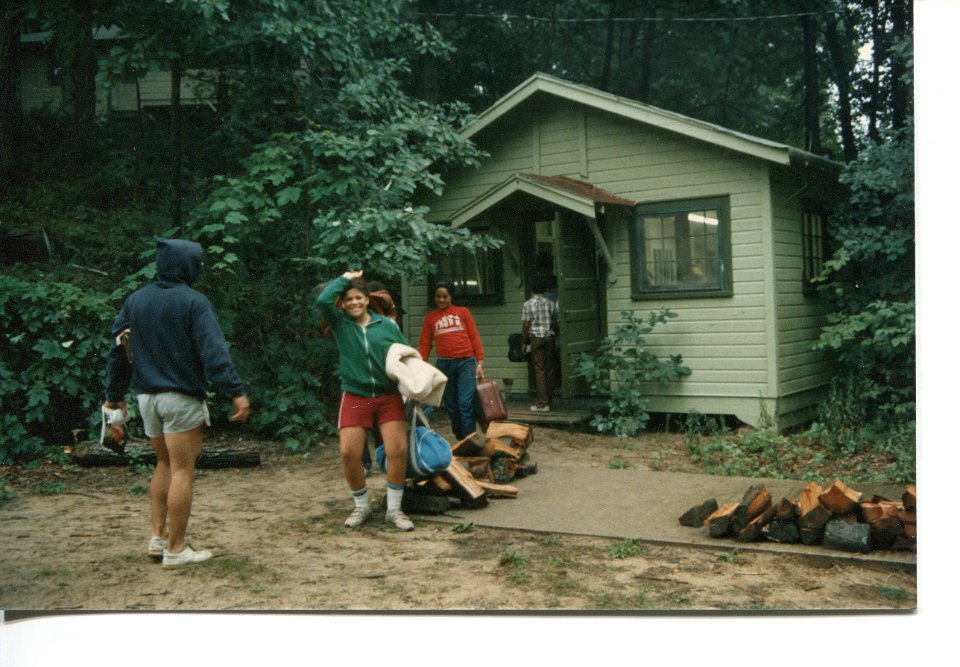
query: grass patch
128 484 149 495
186 556 281 584
31 481 64 496
609 538 645 559
607 458 629 470
0 479 14 503
717 549 740 563
498 549 530 569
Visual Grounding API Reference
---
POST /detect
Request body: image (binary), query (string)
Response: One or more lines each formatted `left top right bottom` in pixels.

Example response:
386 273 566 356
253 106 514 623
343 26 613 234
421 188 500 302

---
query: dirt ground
0 421 917 612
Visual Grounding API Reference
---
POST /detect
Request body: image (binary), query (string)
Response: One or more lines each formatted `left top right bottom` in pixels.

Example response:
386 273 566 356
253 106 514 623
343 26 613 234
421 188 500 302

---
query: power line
413 10 842 24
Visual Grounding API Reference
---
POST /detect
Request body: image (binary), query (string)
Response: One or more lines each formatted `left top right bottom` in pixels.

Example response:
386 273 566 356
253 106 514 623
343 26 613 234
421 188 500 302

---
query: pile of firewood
679 479 916 553
400 421 536 515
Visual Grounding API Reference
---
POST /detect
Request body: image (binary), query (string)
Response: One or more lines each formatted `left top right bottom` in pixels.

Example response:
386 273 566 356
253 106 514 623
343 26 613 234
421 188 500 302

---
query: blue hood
155 238 203 286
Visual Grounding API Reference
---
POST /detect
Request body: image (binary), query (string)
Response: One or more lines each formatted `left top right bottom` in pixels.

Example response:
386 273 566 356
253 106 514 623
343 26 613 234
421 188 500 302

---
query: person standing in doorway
418 280 485 440
521 274 560 412
104 238 251 569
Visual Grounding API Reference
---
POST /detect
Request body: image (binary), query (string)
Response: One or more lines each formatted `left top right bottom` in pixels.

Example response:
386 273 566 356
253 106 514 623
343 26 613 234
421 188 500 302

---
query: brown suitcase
474 379 508 430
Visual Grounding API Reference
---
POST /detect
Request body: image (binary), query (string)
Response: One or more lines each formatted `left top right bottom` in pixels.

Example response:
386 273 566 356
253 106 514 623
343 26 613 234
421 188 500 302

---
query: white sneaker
344 505 374 528
385 509 415 531
147 536 166 559
161 543 213 569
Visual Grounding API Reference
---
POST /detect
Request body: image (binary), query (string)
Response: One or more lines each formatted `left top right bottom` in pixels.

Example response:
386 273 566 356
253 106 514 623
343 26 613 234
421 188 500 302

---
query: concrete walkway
421 463 917 570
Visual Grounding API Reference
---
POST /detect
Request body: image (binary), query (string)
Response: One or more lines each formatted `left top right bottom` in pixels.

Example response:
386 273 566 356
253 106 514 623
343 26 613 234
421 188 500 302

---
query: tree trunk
888 0 911 130
801 7 821 154
170 56 183 232
599 0 617 90
867 0 888 141
822 4 858 161
0 3 23 186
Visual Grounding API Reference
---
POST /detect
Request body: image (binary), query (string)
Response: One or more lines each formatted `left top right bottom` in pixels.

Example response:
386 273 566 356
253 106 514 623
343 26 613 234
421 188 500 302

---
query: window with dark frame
429 246 504 306
802 209 827 293
630 196 732 299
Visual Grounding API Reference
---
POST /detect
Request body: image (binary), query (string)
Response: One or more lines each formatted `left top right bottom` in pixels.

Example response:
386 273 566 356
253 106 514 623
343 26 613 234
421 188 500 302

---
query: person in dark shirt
105 238 250 568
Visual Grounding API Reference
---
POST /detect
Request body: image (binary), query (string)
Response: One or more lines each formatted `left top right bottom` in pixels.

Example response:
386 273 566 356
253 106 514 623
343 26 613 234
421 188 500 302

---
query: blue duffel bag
375 405 452 478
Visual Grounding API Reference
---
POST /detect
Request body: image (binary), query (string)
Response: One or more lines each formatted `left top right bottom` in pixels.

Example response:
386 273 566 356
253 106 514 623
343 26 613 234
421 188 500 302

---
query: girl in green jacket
317 271 414 531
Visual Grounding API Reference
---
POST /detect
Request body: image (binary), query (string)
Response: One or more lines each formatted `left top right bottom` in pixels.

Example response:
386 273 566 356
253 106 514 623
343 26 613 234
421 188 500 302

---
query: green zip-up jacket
317 276 408 397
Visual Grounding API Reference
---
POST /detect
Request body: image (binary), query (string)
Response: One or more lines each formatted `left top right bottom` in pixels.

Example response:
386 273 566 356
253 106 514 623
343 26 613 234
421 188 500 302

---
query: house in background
19 26 214 116
405 73 841 431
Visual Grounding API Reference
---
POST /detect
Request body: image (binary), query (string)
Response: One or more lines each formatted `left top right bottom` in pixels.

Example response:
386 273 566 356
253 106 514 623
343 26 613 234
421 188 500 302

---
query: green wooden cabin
403 73 841 431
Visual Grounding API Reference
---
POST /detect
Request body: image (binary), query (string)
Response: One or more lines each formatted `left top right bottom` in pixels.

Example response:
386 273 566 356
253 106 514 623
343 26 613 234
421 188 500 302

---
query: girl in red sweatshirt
419 281 485 440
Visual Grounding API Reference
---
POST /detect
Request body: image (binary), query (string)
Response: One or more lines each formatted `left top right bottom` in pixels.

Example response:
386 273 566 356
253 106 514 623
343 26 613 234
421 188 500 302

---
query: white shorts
137 392 211 438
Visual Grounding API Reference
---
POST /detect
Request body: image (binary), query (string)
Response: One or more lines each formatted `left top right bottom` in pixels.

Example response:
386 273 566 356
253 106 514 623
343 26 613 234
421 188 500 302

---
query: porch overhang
448 173 632 284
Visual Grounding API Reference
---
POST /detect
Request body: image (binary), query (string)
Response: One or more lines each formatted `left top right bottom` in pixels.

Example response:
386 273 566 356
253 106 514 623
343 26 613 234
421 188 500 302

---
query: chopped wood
902 485 916 511
799 527 824 546
451 433 488 457
678 499 719 527
868 515 905 550
733 484 772 529
460 456 493 482
483 421 533 450
705 502 739 538
476 481 519 498
859 500 902 525
430 475 453 493
902 523 916 541
482 437 522 459
490 456 517 483
797 482 832 530
513 459 538 478
738 505 776 542
818 479 862 514
823 518 870 553
763 520 800 544
897 509 916 525
771 497 798 521
441 458 487 501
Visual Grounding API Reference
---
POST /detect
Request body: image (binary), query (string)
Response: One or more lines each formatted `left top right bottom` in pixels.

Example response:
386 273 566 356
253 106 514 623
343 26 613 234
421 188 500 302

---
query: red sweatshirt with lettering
419 305 485 363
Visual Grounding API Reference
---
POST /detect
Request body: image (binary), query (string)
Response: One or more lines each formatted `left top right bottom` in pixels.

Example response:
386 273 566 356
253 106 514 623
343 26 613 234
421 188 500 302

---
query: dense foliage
0 0 915 461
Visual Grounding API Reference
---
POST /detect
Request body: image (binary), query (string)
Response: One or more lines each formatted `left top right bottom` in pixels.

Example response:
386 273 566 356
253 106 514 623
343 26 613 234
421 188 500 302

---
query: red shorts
337 391 406 430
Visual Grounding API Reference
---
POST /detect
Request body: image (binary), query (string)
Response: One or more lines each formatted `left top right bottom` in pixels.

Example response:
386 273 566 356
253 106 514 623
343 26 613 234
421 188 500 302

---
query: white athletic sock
352 487 369 509
386 484 404 512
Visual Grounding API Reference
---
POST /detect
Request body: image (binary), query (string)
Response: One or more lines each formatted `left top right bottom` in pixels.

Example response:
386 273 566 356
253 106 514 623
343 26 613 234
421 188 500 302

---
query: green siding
413 97 838 428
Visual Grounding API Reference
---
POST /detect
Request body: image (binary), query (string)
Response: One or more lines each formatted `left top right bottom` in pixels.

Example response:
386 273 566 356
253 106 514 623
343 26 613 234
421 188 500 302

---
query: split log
771 498 798 521
430 474 453 493
823 518 871 553
799 527 823 546
441 458 488 507
902 485 916 511
74 446 261 469
483 421 533 450
733 484 772 530
460 456 493 481
705 502 739 538
490 456 517 483
451 433 488 457
763 520 800 544
897 508 916 526
859 500 902 525
678 499 719 527
476 481 519 498
797 482 832 531
818 479 862 514
482 437 523 460
513 456 538 478
738 505 776 542
869 514 905 550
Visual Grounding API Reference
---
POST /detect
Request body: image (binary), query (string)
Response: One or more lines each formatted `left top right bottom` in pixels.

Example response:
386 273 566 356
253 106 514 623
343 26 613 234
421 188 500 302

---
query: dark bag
507 333 527 362
474 379 508 430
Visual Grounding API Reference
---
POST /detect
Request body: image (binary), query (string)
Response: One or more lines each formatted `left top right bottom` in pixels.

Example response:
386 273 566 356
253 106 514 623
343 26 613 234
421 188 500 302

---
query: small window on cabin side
429 246 504 307
802 209 827 293
629 196 732 299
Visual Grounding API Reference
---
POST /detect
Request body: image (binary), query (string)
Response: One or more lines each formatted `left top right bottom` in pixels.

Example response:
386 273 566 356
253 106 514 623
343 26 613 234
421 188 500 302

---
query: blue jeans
435 356 477 441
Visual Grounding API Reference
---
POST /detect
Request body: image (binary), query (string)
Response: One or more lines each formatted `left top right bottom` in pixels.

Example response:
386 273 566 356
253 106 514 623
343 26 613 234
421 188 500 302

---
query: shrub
573 309 691 437
0 274 115 462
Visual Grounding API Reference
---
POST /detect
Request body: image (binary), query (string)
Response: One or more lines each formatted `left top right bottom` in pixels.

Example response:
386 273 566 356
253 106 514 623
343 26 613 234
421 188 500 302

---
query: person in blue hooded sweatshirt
104 238 250 568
